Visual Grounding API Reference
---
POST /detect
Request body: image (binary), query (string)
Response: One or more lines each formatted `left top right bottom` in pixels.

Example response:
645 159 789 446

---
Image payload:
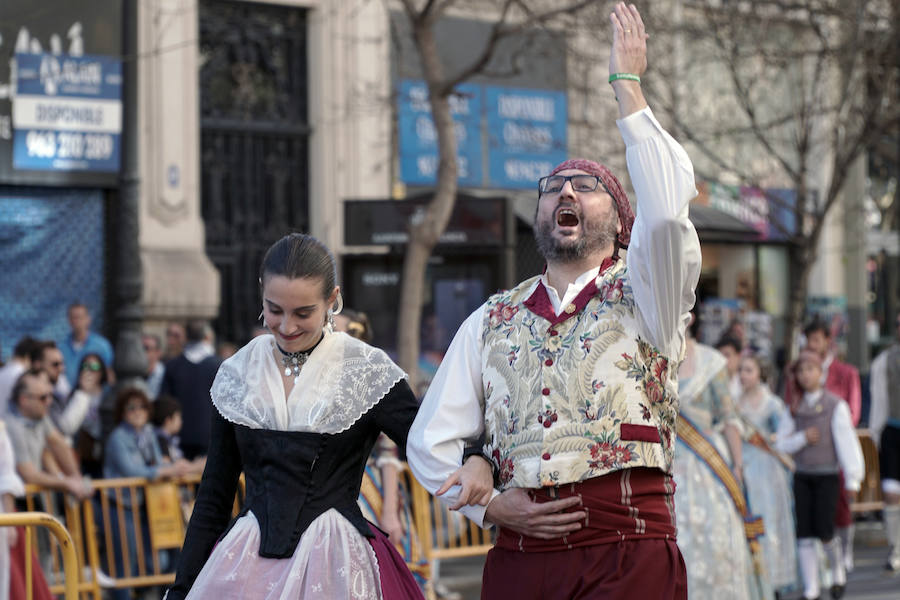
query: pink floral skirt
186 509 423 599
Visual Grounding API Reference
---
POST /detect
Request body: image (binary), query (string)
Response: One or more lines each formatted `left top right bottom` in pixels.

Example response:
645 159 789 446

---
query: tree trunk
783 245 815 365
396 19 459 391
782 204 830 365
397 237 431 391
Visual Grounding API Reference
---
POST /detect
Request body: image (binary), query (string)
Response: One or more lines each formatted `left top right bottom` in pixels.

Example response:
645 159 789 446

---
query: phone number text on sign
25 131 115 161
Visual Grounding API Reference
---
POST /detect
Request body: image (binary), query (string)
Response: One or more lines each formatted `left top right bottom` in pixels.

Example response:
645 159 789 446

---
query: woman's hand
436 455 495 510
379 509 406 546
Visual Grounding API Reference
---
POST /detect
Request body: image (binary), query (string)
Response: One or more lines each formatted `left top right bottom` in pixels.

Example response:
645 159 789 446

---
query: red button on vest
542 452 551 460
542 388 550 396
544 358 553 366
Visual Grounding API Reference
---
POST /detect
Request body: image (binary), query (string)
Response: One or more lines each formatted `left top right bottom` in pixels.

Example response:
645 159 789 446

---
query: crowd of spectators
0 303 226 596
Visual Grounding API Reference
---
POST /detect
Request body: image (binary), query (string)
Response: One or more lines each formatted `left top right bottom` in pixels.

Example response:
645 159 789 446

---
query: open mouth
556 207 579 227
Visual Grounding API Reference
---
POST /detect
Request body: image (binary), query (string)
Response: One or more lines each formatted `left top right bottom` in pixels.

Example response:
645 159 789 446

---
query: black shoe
830 583 845 599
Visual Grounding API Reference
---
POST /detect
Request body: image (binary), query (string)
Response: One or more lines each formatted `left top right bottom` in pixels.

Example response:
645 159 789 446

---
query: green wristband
608 73 641 84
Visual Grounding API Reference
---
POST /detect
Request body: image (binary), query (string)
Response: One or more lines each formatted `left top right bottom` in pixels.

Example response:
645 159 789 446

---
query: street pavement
436 520 900 600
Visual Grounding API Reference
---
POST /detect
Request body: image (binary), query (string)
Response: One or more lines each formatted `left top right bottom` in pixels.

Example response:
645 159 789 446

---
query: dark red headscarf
548 158 635 249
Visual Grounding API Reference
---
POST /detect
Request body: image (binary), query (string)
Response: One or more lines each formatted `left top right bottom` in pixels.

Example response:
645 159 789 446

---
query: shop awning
689 203 762 243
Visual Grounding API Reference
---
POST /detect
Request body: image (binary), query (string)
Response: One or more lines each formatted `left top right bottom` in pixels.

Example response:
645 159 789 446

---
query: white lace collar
210 332 407 434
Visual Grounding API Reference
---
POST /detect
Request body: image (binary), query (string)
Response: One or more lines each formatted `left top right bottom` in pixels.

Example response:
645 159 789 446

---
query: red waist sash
494 467 677 553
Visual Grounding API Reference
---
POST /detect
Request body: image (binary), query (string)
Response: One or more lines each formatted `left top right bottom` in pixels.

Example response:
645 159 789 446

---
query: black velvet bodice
167 379 419 599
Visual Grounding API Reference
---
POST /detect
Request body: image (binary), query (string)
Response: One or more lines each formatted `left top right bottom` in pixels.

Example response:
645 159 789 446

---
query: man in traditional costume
870 312 900 573
407 4 700 598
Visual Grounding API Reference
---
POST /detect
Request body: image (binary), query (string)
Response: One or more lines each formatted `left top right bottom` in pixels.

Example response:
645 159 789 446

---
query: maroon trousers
481 468 687 599
481 538 686 600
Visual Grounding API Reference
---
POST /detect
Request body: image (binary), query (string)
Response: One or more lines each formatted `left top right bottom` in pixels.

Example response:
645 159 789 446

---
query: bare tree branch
440 0 597 95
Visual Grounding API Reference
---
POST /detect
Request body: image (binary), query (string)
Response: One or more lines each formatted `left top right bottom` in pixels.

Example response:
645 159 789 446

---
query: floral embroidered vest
480 259 680 489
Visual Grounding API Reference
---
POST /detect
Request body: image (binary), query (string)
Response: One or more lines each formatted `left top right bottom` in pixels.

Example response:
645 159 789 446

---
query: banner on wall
12 52 122 172
484 86 567 189
0 0 122 185
397 80 482 187
397 79 567 190
697 180 798 241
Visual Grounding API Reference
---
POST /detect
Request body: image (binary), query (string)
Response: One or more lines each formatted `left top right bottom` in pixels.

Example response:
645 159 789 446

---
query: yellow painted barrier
21 473 243 597
0 511 79 600
852 429 884 513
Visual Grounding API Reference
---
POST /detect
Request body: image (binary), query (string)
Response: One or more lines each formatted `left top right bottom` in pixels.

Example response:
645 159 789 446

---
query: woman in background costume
673 329 772 600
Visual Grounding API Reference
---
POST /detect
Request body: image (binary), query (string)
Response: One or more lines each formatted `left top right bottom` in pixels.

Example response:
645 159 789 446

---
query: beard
533 208 618 263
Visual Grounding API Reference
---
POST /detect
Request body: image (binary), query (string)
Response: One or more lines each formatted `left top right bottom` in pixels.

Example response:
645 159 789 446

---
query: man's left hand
437 455 494 510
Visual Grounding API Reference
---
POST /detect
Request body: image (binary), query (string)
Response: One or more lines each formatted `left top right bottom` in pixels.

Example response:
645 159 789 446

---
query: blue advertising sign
12 52 122 172
485 86 567 189
398 79 482 187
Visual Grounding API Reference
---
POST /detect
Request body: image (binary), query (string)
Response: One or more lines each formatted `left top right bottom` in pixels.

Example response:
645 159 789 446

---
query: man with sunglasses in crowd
5 370 93 501
408 4 699 598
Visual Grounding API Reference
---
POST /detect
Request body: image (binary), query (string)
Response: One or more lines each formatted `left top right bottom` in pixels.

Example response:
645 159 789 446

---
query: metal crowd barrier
22 473 216 598
19 468 497 599
0 511 80 600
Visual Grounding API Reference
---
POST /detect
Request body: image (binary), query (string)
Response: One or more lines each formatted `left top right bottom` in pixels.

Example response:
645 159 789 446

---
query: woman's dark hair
341 309 373 343
113 386 151 424
153 394 182 427
76 352 108 388
259 233 336 299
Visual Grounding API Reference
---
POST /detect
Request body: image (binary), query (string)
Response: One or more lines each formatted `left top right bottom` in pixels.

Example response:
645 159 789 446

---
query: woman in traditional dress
737 355 798 595
166 233 426 599
673 325 772 600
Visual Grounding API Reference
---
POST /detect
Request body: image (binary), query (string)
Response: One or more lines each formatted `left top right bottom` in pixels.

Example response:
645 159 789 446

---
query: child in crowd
776 350 864 600
153 395 185 463
153 396 205 474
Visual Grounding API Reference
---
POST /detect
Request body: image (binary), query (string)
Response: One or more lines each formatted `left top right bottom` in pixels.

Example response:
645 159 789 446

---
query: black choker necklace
274 342 312 384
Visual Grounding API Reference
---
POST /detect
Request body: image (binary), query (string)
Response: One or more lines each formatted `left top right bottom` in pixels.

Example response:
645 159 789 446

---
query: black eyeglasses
538 174 610 196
